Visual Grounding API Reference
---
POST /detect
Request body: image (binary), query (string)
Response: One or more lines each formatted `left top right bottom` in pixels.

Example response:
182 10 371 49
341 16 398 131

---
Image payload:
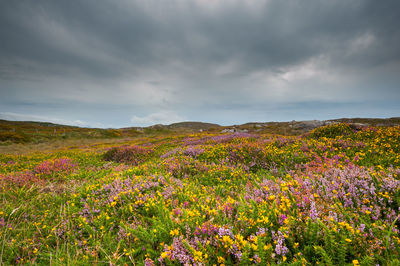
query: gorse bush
309 123 355 139
0 131 31 143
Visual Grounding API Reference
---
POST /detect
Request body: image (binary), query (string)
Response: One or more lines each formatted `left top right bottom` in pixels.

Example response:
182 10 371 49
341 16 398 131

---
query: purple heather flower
275 231 289 256
309 200 319 221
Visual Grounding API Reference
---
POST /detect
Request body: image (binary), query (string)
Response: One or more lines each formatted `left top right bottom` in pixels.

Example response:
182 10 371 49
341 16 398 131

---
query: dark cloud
0 0 399 127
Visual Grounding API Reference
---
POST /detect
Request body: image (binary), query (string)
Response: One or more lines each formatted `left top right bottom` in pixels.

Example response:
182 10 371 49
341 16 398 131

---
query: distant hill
167 121 220 130
0 119 77 128
1 117 399 144
215 117 400 135
121 121 220 134
327 117 400 126
0 119 122 143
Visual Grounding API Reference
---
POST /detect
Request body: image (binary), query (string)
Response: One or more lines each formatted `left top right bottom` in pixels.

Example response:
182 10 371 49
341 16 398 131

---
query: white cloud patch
348 32 375 55
243 55 363 103
131 111 185 126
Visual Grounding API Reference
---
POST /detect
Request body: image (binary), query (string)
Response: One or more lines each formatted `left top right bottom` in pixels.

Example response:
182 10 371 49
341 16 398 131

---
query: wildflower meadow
1 123 400 265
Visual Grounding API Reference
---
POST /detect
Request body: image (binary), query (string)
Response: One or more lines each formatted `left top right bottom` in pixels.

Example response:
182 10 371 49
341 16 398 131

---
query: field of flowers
1 123 400 265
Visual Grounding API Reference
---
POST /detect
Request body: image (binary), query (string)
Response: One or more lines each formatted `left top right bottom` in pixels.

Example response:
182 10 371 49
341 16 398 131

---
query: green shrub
309 123 354 139
0 131 31 143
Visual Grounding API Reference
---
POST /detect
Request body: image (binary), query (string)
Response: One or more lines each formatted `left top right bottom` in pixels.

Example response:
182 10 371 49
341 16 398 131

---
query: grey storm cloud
0 0 399 127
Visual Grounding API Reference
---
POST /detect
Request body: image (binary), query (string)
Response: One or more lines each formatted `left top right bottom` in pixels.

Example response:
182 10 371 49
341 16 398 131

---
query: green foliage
0 131 31 143
337 238 347 265
309 123 355 139
314 246 333 266
360 255 374 266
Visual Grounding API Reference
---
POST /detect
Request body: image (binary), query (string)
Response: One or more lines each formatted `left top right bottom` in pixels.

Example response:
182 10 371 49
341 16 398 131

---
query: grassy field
1 123 400 265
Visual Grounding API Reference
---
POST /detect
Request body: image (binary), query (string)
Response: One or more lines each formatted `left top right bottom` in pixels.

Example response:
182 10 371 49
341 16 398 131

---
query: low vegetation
0 123 400 265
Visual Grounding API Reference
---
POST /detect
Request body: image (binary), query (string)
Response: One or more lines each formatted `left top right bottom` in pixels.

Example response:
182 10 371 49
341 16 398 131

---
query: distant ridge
0 119 81 128
3 117 399 131
167 121 220 130
1 117 399 143
122 121 220 131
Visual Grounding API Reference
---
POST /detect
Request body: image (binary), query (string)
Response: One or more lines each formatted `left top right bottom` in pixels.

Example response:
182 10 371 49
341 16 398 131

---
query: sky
0 0 399 128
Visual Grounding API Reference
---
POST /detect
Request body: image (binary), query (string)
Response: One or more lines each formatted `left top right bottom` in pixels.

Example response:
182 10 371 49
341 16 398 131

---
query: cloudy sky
0 0 399 128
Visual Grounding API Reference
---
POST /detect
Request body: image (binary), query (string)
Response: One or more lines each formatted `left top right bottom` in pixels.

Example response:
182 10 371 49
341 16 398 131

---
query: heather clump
34 158 77 176
0 157 77 187
103 145 153 165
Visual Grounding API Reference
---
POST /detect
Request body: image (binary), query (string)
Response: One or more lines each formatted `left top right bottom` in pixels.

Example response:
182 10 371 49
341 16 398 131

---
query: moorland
1 118 400 265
